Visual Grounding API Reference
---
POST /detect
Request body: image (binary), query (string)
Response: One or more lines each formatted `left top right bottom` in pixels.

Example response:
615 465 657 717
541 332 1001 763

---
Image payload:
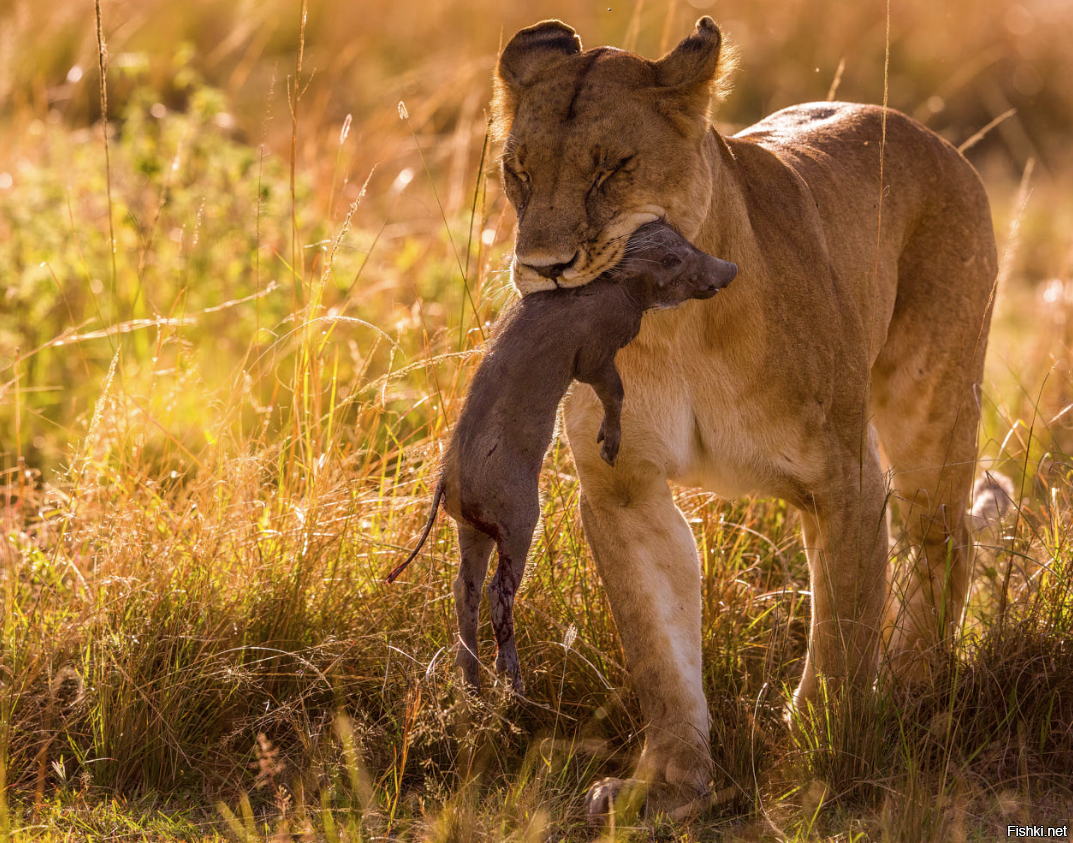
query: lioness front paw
586 777 726 826
585 778 645 826
883 630 943 685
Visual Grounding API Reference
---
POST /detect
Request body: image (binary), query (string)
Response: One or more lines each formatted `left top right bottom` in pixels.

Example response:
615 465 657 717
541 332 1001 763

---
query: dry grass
1 0 1072 839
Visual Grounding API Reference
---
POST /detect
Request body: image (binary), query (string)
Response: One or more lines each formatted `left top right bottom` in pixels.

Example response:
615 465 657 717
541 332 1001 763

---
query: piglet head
618 220 737 309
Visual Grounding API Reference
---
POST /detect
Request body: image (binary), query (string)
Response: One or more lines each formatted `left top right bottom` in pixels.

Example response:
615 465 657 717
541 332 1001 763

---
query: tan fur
493 17 998 816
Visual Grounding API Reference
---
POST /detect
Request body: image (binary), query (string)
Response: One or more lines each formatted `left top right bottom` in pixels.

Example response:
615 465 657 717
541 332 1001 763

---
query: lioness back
732 101 997 366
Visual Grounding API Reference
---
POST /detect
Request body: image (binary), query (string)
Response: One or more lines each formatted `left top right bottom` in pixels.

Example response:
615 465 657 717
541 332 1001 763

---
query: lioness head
493 17 734 294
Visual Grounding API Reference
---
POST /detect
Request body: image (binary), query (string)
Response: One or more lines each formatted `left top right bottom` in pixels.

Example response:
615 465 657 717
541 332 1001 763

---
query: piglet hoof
494 647 525 696
454 648 481 694
512 668 525 695
597 420 621 465
600 436 620 466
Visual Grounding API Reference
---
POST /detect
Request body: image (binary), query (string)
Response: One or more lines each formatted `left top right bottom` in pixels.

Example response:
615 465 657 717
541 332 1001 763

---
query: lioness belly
566 341 816 502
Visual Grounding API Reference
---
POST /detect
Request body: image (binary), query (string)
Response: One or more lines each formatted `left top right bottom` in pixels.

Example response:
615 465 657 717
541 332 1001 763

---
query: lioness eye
593 155 634 190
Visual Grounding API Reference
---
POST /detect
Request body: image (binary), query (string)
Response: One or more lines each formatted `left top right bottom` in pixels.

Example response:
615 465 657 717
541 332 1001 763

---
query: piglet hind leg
487 505 539 694
454 524 495 692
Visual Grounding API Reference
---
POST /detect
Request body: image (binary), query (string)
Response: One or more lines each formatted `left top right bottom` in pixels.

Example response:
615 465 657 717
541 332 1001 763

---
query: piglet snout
693 257 738 297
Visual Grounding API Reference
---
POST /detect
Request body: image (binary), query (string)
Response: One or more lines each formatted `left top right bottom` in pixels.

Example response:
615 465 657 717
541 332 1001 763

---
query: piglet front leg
589 361 625 466
596 418 622 466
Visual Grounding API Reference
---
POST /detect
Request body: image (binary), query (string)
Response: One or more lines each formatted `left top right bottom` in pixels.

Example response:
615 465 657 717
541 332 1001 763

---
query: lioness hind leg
873 393 979 680
875 430 978 678
454 524 495 691
871 202 995 679
795 428 889 713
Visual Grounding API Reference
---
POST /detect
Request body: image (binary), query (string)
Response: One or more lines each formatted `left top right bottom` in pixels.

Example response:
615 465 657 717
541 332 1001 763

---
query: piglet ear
652 17 730 135
493 20 582 138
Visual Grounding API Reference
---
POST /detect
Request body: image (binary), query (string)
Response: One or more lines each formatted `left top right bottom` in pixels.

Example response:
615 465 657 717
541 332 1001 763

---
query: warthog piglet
387 220 738 694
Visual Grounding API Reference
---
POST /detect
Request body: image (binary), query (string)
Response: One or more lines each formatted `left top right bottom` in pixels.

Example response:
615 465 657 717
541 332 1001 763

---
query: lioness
492 17 998 817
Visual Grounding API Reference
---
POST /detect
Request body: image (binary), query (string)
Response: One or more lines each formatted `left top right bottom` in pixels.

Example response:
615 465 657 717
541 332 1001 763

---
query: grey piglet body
388 221 738 693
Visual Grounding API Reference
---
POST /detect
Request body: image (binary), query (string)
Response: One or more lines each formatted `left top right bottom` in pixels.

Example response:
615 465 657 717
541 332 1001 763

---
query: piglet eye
661 253 682 269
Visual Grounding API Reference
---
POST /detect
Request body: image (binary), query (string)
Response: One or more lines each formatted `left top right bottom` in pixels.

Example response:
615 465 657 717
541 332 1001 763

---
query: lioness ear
492 20 582 139
653 17 732 134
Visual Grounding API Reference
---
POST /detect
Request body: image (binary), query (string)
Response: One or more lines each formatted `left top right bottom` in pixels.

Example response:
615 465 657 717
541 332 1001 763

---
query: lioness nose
516 251 579 280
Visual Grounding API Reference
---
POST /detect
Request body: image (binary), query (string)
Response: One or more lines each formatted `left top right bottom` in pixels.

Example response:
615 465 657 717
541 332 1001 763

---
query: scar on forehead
565 49 608 122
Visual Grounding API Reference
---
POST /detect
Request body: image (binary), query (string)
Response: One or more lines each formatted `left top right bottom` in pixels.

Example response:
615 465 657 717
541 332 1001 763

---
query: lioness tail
969 471 1015 532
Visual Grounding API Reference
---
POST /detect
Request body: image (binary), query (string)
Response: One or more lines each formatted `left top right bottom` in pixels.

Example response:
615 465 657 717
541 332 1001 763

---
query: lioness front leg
578 485 713 810
566 382 713 816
